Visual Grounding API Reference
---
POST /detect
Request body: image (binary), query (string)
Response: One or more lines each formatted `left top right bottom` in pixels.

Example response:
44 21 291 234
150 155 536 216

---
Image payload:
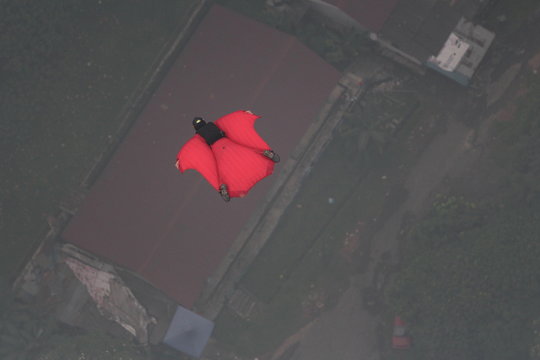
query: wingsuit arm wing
176 135 220 191
215 110 271 151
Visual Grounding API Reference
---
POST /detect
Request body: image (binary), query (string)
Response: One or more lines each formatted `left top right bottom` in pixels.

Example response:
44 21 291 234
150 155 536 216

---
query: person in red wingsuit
175 110 280 202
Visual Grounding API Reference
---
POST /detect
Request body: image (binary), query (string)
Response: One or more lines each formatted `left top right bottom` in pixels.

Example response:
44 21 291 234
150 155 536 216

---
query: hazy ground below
209 2 540 359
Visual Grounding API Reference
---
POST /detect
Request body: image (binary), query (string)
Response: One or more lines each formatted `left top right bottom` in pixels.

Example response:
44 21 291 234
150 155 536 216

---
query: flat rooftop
62 5 340 308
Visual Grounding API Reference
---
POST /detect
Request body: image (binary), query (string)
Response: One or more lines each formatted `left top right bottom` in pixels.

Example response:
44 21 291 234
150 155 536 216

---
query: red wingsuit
176 110 276 198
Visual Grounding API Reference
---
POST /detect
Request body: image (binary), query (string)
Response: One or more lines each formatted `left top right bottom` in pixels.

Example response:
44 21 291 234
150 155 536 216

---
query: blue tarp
425 60 470 86
163 305 215 358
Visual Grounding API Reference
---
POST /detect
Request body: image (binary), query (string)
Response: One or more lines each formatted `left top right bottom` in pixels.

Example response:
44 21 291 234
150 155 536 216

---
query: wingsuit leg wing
211 138 274 198
176 135 220 191
214 110 271 151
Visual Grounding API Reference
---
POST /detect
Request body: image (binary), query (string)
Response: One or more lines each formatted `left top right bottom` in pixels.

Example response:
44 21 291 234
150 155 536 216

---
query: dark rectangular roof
61 5 340 308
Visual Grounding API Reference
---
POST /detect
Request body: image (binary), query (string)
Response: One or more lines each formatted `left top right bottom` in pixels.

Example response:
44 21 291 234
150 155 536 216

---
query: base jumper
175 110 280 202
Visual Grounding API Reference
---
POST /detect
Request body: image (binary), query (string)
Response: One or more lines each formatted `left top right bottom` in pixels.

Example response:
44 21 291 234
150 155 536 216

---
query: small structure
63 249 156 344
426 18 495 85
162 306 215 358
392 316 411 349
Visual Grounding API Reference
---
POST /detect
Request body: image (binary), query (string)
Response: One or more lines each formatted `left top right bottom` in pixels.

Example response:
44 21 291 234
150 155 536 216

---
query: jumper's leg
219 184 230 202
262 150 280 163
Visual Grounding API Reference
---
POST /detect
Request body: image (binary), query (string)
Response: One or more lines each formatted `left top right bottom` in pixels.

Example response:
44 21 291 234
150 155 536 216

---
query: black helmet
192 117 206 131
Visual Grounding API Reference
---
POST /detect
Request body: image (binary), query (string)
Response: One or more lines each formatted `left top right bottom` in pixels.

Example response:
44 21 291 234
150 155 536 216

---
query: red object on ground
177 110 275 198
392 316 412 349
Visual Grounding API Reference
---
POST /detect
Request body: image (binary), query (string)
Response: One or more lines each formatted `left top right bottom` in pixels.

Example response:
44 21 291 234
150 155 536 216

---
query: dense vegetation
387 76 540 359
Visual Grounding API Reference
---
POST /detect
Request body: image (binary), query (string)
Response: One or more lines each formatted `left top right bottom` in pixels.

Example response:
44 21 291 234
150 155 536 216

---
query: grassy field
0 0 199 278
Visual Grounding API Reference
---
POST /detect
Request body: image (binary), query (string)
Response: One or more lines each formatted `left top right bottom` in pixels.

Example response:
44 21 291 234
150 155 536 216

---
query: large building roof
61 5 340 308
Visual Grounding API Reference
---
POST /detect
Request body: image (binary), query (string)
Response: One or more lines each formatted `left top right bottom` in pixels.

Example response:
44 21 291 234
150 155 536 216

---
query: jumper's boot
263 150 280 163
219 184 230 202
